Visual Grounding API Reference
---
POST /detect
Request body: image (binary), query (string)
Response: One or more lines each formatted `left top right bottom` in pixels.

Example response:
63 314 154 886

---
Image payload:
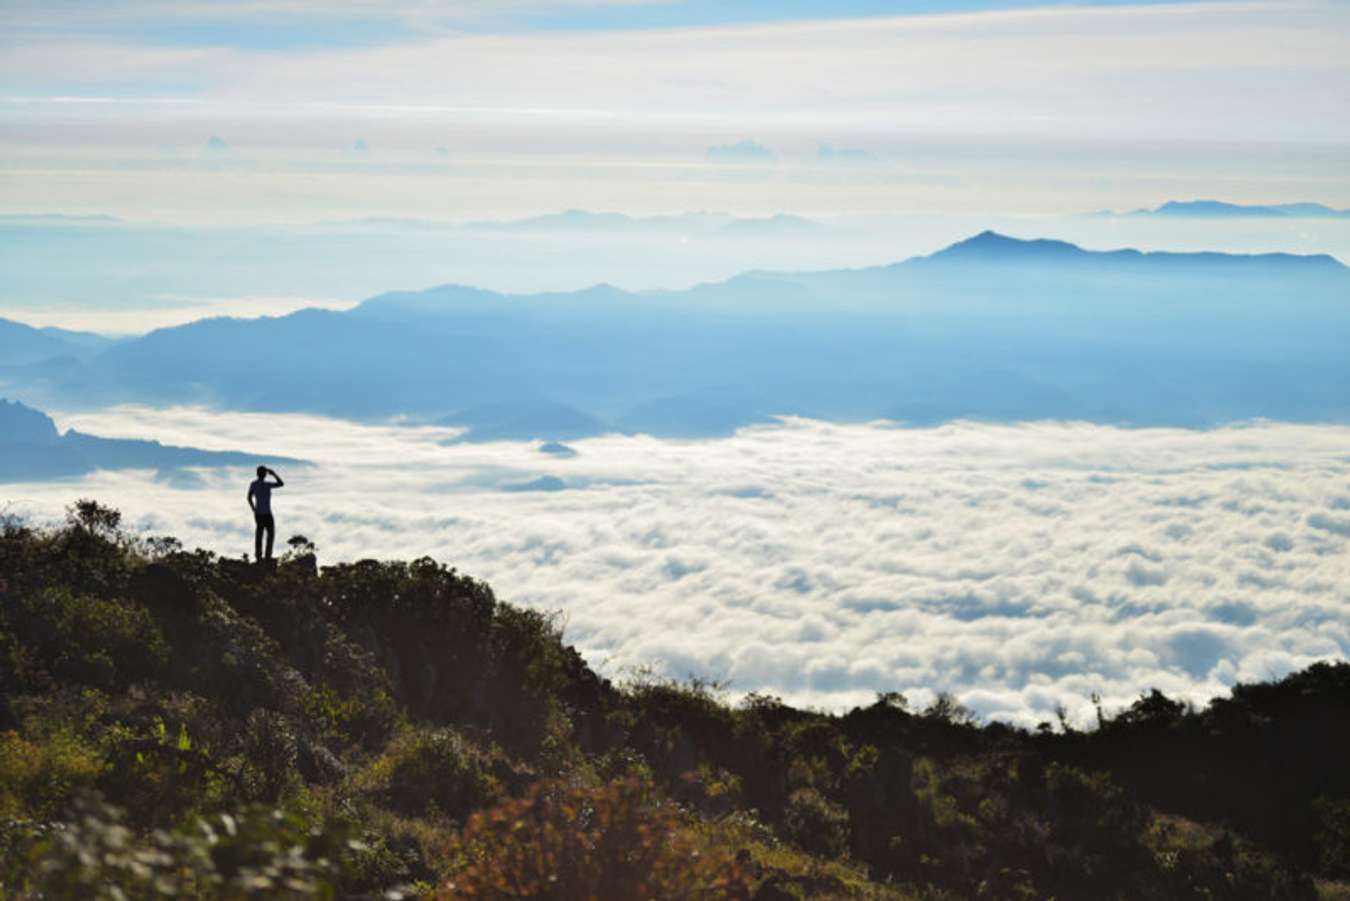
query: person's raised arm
268 468 284 488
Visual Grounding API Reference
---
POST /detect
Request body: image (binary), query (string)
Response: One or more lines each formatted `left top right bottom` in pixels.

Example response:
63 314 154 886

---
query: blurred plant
370 728 504 821
241 709 300 803
1 794 364 900
439 776 752 899
783 787 851 859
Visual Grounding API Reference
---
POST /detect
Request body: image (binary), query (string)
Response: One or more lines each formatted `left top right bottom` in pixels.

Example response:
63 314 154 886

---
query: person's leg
255 515 265 562
264 515 275 560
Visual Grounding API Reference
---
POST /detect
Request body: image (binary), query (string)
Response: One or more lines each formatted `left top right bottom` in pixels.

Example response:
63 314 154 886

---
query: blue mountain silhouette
8 233 1348 437
0 397 305 482
1123 199 1350 219
925 230 1345 270
0 318 109 367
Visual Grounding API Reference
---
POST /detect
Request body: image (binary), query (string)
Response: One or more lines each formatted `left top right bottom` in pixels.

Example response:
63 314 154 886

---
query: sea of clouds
6 407 1348 728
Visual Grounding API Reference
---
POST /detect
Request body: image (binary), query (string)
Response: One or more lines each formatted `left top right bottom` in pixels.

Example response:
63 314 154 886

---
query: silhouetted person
247 465 284 562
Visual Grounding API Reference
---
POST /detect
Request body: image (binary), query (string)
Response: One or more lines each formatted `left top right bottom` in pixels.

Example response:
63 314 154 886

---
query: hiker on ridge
247 466 284 562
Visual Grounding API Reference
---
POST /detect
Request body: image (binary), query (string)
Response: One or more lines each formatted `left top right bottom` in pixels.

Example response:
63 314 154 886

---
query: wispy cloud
6 3 1347 138
4 0 674 31
7 409 1348 727
0 295 354 335
706 140 776 162
2 2 1346 219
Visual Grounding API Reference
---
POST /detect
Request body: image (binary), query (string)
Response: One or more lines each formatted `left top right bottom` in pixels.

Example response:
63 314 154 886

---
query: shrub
783 719 851 793
783 787 852 859
305 633 401 749
2 587 168 690
621 675 741 786
319 558 572 758
439 777 752 899
303 681 398 752
7 501 137 599
377 729 504 821
1315 797 1350 878
99 717 232 827
66 499 123 538
923 692 975 727
1 795 359 900
241 709 300 803
0 727 104 819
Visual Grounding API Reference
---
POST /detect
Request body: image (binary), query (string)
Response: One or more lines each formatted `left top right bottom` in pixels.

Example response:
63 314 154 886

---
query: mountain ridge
1101 199 1350 219
4 231 1344 347
920 229 1345 269
0 397 306 481
8 231 1348 439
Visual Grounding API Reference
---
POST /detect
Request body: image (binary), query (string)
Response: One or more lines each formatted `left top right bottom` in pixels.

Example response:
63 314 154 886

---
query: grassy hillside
2 500 1347 899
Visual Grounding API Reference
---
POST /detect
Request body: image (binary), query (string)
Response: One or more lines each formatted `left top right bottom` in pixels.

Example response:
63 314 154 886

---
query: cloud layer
6 408 1348 727
3 2 1347 221
10 2 1347 143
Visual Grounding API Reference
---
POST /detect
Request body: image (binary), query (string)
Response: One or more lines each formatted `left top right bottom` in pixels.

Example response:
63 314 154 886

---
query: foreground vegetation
2 501 1347 898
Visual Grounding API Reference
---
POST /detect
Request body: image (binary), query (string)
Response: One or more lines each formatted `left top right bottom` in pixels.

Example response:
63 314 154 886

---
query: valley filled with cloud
7 406 1347 729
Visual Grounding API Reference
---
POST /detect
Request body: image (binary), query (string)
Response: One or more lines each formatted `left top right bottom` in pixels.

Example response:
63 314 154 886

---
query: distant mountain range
0 317 117 366
1103 200 1350 219
4 232 1347 438
0 398 304 482
925 230 1345 269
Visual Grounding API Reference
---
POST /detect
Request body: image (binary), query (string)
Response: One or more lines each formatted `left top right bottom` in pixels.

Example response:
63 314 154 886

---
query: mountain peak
1129 199 1350 219
0 397 60 444
919 231 1344 271
926 231 1087 262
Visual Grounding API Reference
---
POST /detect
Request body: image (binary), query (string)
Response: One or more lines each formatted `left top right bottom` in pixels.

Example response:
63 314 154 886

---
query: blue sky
7 0 1221 50
445 0 1213 38
1 0 1346 223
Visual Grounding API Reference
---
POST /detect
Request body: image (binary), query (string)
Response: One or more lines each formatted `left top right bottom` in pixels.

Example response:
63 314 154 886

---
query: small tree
286 534 317 556
66 499 122 539
924 692 975 726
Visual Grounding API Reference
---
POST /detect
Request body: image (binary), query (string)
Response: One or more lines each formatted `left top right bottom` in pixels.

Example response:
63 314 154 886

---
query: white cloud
4 409 1347 728
706 140 775 162
2 2 1347 222
5 3 1347 142
3 0 668 29
0 295 353 335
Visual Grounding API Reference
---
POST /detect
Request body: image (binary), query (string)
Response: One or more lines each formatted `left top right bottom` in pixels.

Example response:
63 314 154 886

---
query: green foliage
783 719 852 792
921 693 974 727
99 715 233 828
784 787 851 859
0 502 1342 900
67 498 123 537
241 709 300 803
302 678 398 752
1316 798 1350 878
1 586 168 690
1147 816 1320 900
1067 662 1350 876
0 727 104 820
318 556 574 756
1 795 363 899
439 777 752 899
371 728 504 821
619 674 768 812
0 498 136 599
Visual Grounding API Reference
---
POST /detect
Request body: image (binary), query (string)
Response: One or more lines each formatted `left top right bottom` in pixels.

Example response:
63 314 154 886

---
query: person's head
257 465 267 479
